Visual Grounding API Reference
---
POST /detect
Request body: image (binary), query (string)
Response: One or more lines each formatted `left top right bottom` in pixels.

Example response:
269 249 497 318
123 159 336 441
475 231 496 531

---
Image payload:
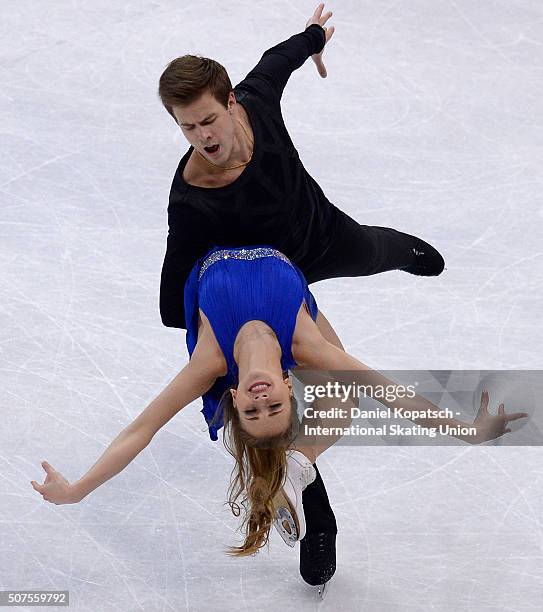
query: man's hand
305 3 335 78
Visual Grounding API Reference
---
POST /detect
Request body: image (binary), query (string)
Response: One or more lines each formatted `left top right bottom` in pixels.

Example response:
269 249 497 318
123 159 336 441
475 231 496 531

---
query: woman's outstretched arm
31 339 223 505
291 309 348 461
294 336 528 457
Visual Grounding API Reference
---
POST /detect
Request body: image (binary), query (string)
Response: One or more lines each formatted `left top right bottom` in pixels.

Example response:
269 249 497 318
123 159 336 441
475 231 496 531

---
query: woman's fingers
31 480 51 502
475 389 489 418
31 476 65 504
497 408 528 437
472 393 529 441
32 462 59 495
31 479 48 494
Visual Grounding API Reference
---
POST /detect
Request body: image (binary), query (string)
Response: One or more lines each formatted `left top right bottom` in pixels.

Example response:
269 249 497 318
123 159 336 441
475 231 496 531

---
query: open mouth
249 382 270 393
204 144 220 155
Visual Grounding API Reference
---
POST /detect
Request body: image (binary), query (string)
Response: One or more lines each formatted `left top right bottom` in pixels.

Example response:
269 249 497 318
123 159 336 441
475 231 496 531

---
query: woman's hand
31 461 79 505
305 3 335 78
471 390 528 444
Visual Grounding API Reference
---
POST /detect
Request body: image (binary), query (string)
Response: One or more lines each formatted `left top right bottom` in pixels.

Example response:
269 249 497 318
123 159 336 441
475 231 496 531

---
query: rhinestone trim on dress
198 247 293 280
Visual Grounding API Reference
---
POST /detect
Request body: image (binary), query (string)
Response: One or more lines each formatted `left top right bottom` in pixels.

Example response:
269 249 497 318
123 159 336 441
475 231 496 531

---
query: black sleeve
238 24 326 107
159 173 213 330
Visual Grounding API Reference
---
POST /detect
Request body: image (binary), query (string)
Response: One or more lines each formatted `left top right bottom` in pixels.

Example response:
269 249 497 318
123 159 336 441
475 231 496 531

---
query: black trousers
303 207 440 283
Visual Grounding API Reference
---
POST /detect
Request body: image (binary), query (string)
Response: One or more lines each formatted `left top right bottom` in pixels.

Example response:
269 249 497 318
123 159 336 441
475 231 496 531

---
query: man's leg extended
305 208 445 284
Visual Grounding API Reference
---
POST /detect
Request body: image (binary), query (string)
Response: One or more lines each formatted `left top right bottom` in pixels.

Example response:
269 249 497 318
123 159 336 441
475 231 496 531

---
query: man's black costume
160 24 444 329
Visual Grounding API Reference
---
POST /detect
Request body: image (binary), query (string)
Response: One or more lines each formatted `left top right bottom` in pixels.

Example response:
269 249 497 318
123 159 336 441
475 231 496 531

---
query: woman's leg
304 208 445 284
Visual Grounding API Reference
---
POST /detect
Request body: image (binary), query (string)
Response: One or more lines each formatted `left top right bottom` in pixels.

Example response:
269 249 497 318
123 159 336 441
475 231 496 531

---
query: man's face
172 90 237 165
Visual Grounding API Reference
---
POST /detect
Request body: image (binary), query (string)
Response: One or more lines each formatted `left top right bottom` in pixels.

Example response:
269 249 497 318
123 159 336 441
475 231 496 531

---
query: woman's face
231 373 293 438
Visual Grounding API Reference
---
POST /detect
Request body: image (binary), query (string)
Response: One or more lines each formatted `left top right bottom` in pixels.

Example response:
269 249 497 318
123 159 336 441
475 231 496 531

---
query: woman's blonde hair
213 376 300 556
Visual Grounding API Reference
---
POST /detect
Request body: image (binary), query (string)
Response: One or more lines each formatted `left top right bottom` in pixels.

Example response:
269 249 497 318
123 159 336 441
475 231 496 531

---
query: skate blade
272 488 299 548
317 580 330 600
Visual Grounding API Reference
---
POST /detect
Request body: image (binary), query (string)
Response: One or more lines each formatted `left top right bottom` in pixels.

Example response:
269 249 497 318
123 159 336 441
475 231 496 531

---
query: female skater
31 245 527 587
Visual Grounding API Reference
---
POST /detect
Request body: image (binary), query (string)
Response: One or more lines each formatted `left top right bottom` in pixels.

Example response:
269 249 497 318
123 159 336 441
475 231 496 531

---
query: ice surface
2 0 543 610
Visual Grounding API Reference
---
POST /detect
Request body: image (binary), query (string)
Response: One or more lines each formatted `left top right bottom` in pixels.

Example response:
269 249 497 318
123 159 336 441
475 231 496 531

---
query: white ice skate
272 450 316 547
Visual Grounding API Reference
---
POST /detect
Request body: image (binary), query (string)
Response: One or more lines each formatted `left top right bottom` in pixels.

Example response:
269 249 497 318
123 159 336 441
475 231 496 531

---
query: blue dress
183 246 319 441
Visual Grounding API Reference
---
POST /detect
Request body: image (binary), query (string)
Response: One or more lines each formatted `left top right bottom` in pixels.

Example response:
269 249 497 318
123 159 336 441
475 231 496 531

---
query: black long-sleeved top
160 24 340 329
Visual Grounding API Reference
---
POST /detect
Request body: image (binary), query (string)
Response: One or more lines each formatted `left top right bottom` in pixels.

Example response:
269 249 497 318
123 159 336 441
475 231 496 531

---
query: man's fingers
316 57 327 78
326 25 335 42
321 11 333 26
312 54 324 74
313 3 325 20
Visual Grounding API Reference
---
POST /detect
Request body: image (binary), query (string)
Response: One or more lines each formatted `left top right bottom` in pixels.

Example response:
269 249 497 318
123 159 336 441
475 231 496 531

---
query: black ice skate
401 236 445 276
300 530 337 600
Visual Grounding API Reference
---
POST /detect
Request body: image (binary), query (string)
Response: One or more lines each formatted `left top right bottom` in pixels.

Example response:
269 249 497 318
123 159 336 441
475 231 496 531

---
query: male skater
157 3 444 590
